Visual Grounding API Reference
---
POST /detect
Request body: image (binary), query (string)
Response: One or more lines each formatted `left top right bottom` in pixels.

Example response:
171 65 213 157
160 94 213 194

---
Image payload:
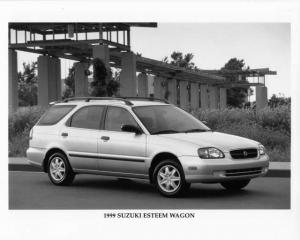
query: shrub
9 106 46 138
255 105 290 135
9 106 46 157
8 105 291 161
191 107 290 162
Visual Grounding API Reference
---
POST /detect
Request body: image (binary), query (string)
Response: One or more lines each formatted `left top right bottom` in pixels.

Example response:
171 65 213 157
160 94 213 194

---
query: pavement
9 171 290 209
8 157 291 177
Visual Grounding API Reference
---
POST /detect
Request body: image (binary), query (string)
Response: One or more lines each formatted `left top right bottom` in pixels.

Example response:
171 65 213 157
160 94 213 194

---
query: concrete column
190 82 199 109
119 52 137 97
37 56 61 106
92 45 110 84
9 49 18 112
147 75 155 96
154 76 165 99
256 86 268 110
179 81 188 110
74 62 89 97
167 79 177 104
209 86 218 109
220 88 227 109
200 84 209 110
137 73 148 97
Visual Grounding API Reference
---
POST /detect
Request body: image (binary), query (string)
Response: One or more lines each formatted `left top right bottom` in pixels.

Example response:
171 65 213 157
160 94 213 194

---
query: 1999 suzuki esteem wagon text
27 97 269 197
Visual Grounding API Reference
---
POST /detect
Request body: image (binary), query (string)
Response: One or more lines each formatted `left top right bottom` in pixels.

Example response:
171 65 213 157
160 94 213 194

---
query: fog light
213 170 225 177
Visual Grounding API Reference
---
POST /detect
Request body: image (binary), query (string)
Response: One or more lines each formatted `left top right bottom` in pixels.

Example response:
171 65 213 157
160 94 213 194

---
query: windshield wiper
152 130 180 135
183 129 211 133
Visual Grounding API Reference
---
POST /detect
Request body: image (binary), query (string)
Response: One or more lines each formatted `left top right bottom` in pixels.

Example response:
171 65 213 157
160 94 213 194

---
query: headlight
198 147 225 159
258 144 265 155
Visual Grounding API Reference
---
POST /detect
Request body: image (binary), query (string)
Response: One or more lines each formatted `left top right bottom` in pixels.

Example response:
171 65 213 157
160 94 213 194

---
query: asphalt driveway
9 171 290 209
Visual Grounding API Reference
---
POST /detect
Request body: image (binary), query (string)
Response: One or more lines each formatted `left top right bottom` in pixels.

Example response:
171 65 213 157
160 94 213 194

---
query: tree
90 58 109 97
18 62 38 106
220 58 250 108
163 51 199 70
62 65 75 99
268 94 291 108
107 69 120 97
62 58 120 98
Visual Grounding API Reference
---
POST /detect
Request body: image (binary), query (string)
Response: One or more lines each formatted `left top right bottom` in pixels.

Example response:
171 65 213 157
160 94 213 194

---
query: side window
37 105 76 126
70 106 105 130
105 107 138 132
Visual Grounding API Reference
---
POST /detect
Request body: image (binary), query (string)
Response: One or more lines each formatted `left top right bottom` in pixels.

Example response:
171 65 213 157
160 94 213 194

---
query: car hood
159 131 259 152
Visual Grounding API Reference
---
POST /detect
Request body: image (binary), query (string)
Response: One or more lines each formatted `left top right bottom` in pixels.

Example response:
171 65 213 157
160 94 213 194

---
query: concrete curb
8 158 290 178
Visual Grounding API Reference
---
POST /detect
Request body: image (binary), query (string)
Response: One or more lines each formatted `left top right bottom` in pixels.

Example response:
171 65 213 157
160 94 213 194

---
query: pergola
9 22 224 83
8 22 276 112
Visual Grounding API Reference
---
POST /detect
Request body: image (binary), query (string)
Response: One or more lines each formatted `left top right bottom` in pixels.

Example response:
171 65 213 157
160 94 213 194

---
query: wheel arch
42 148 69 173
148 152 181 184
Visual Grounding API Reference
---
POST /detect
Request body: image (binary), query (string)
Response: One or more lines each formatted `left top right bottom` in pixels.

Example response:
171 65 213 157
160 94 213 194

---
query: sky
17 22 291 99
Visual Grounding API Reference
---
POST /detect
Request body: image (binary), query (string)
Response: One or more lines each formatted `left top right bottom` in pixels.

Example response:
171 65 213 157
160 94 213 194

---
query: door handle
61 132 68 137
101 136 110 141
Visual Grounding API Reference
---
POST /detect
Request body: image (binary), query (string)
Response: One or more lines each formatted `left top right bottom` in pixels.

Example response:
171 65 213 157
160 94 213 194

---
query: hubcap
157 165 181 193
49 157 66 182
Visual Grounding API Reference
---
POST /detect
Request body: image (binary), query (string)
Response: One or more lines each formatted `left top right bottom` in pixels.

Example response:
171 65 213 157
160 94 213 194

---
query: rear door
98 106 147 176
62 105 105 171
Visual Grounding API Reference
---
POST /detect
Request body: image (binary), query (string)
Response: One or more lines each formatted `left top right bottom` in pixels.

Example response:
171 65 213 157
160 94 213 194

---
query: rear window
37 105 76 126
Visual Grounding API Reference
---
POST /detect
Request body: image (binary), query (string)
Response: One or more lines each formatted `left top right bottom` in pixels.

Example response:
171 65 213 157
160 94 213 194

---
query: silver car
27 97 269 197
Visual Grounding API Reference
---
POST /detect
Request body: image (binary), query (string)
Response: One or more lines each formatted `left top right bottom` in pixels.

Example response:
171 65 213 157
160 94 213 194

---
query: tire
220 179 250 191
153 159 189 197
47 152 75 186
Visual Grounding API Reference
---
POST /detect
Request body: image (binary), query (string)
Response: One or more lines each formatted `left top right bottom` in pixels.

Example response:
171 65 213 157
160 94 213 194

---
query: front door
98 106 147 176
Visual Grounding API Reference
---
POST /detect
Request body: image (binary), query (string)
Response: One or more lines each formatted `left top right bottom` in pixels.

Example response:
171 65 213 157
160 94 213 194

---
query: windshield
133 105 210 134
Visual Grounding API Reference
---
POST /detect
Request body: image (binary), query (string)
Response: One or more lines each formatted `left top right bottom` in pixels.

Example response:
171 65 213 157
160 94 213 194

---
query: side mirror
121 124 142 134
202 120 208 125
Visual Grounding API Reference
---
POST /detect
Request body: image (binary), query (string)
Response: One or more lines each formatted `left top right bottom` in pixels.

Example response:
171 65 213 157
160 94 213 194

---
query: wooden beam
127 28 130 47
9 38 130 51
99 23 103 39
11 47 89 62
8 28 11 44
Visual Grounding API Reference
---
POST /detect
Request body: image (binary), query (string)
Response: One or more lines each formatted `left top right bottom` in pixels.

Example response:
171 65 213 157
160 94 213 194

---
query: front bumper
179 154 269 183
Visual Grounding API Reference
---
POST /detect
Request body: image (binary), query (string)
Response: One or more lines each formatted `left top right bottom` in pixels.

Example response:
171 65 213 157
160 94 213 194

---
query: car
27 97 269 197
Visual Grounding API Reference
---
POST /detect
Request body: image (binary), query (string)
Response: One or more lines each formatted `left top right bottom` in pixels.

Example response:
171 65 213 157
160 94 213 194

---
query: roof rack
62 97 133 106
124 97 170 104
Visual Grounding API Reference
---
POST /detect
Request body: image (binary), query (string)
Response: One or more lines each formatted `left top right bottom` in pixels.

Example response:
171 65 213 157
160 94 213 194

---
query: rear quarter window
37 105 76 126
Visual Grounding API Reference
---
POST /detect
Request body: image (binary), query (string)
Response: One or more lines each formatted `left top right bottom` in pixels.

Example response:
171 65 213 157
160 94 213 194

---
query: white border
1 1 299 240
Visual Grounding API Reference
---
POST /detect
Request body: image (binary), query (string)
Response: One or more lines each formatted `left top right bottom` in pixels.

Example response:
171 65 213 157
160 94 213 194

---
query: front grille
230 148 258 159
225 167 262 177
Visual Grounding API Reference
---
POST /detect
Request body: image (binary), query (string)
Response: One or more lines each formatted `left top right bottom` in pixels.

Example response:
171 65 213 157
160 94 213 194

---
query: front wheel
47 152 75 186
153 160 189 197
220 179 251 190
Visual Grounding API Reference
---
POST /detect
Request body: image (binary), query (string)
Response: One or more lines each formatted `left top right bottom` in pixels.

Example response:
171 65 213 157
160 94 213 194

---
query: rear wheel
47 152 75 186
220 179 250 190
153 160 189 197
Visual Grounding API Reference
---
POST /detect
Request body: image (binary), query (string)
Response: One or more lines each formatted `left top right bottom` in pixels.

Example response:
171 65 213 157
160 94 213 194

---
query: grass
8 105 291 161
